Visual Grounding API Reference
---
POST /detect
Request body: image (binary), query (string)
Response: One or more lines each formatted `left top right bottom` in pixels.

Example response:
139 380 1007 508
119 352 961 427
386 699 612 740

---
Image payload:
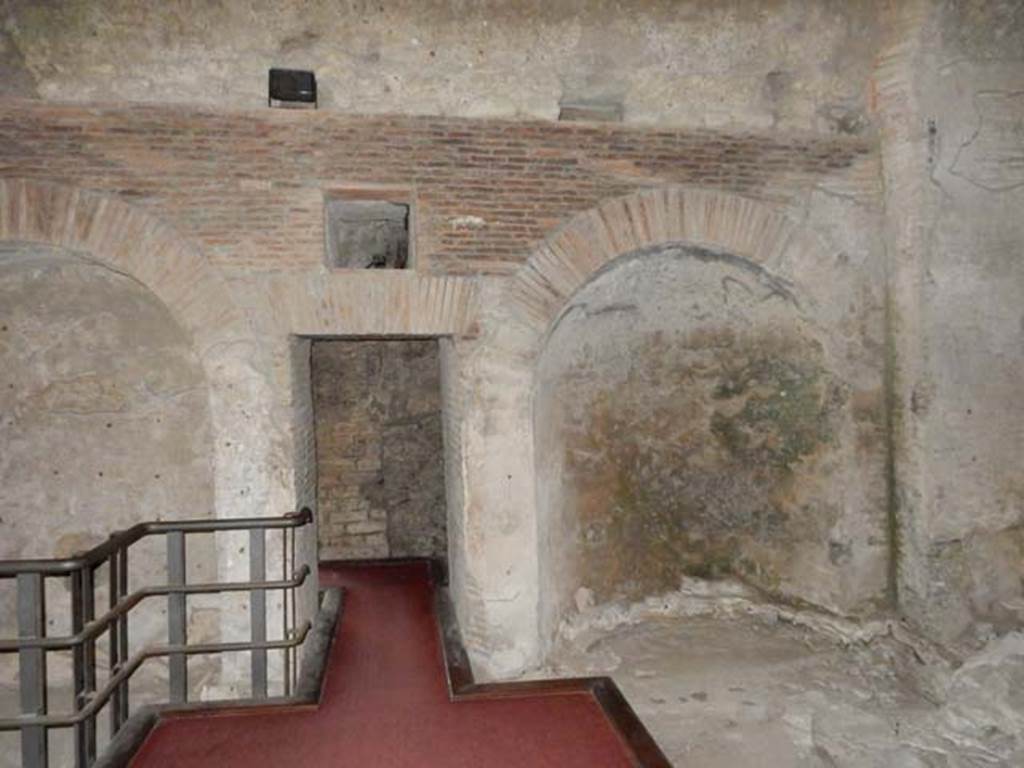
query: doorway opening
309 338 447 564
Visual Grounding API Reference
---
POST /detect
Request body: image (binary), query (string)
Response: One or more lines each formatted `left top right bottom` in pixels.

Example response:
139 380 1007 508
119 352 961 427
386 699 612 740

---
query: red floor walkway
131 563 634 767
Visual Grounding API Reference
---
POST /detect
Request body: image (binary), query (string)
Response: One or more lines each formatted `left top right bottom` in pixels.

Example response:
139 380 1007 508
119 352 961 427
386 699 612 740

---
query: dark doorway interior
311 338 446 561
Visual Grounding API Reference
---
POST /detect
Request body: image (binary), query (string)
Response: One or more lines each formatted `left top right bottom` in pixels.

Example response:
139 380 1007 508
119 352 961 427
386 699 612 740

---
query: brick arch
500 186 820 348
0 178 247 352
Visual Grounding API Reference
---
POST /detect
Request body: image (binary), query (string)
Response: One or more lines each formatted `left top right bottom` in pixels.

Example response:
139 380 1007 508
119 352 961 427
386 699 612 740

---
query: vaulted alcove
0 243 215 562
534 245 890 640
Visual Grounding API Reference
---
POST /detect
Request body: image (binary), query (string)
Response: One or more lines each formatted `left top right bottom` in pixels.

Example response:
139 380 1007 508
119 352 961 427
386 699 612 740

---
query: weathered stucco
877 0 1024 651
1 0 878 133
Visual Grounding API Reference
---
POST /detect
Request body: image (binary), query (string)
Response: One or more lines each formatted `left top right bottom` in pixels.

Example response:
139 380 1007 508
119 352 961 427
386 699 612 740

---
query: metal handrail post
17 572 47 768
81 566 97 762
166 531 187 704
116 546 129 725
71 569 86 768
250 528 267 698
108 550 122 734
290 525 298 693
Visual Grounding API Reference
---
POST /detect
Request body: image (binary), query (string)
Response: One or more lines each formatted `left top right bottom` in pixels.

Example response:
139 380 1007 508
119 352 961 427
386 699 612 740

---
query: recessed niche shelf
324 189 412 270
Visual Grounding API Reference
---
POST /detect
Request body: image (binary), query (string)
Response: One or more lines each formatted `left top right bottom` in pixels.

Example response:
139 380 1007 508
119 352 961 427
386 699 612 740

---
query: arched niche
534 244 872 638
0 243 215 558
456 187 889 674
0 179 269 531
0 242 223 704
0 179 302 696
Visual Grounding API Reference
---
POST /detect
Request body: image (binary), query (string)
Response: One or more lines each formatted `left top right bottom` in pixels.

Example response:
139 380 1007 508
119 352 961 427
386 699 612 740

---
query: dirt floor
543 579 1024 767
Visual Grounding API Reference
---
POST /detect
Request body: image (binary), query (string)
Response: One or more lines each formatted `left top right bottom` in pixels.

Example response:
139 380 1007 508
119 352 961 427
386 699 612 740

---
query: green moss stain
564 328 841 602
710 354 834 470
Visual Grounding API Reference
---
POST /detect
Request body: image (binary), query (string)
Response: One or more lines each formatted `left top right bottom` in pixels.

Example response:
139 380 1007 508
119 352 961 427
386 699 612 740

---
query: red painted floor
131 562 634 767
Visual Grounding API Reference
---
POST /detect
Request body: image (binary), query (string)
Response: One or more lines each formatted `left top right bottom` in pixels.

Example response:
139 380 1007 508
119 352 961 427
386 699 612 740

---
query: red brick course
0 101 873 275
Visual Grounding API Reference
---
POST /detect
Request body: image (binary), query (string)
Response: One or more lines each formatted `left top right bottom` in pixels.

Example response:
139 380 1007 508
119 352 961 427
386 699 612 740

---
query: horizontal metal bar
0 622 313 730
0 508 313 577
145 512 312 536
0 566 311 652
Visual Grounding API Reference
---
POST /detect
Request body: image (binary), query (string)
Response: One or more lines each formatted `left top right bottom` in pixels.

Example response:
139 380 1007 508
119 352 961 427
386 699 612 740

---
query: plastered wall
877 0 1024 651
1 0 878 133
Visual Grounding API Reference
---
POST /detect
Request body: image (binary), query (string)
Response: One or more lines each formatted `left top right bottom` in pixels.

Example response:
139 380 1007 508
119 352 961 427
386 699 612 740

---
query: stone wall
2 0 1020 686
0 109 885 682
313 339 447 561
876 0 1024 651
0 99 880 677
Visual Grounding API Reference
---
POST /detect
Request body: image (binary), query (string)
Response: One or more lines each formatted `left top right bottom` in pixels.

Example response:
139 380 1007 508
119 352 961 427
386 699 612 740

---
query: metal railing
0 508 314 768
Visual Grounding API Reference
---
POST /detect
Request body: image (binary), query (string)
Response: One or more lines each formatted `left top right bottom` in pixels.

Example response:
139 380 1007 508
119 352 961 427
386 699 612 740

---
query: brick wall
0 102 873 275
313 339 446 560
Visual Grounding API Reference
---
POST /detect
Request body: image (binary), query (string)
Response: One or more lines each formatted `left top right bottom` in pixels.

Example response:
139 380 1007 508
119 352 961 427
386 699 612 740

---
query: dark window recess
325 199 410 269
268 68 317 109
